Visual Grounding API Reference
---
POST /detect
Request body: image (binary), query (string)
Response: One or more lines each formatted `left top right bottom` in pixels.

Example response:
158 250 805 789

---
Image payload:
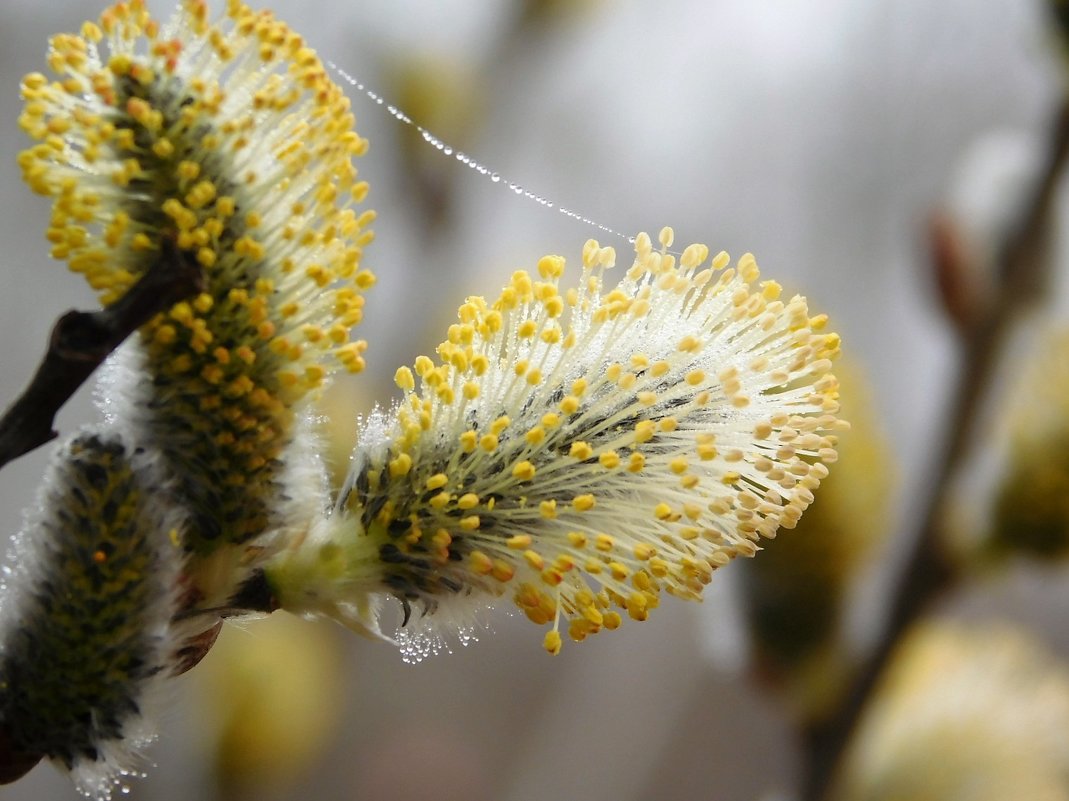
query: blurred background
4 1 1069 799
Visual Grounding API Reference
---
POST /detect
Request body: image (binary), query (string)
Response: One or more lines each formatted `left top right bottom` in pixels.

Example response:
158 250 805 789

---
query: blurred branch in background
800 89 1069 801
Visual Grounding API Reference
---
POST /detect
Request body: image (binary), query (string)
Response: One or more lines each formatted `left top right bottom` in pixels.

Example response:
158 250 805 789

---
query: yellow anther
492 559 515 583
469 550 493 575
537 254 565 279
634 420 656 443
697 443 718 460
569 442 593 460
598 451 620 470
633 543 655 561
512 460 536 481
572 494 596 512
544 629 562 655
394 366 415 391
389 454 413 478
677 335 701 353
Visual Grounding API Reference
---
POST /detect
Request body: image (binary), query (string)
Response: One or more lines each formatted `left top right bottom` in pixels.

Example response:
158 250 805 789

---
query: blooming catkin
833 622 1069 801
18 0 374 570
0 432 180 797
6 2 848 796
265 230 845 653
6 1 374 792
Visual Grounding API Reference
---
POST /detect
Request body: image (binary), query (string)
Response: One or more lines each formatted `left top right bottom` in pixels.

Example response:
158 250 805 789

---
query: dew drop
326 59 639 249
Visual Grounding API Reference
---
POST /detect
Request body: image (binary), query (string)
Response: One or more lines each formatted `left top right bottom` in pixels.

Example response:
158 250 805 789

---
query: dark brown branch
799 96 1069 801
0 240 202 472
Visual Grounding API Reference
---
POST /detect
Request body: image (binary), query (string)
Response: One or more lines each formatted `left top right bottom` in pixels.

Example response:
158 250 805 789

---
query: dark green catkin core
0 433 175 768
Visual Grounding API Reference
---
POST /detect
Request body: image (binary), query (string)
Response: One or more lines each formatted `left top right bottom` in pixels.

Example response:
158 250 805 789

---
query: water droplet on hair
326 60 638 249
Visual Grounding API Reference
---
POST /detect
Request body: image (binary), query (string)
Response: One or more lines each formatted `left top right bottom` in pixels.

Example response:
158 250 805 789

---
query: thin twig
799 96 1069 801
0 240 202 472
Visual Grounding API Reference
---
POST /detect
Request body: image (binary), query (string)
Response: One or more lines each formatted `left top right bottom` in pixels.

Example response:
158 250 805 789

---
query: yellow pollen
572 494 596 512
544 630 562 656
388 454 413 478
512 460 536 481
394 366 415 391
469 550 493 575
569 442 593 460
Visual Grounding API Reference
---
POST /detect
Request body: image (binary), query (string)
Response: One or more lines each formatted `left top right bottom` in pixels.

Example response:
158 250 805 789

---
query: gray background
0 1 1067 800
